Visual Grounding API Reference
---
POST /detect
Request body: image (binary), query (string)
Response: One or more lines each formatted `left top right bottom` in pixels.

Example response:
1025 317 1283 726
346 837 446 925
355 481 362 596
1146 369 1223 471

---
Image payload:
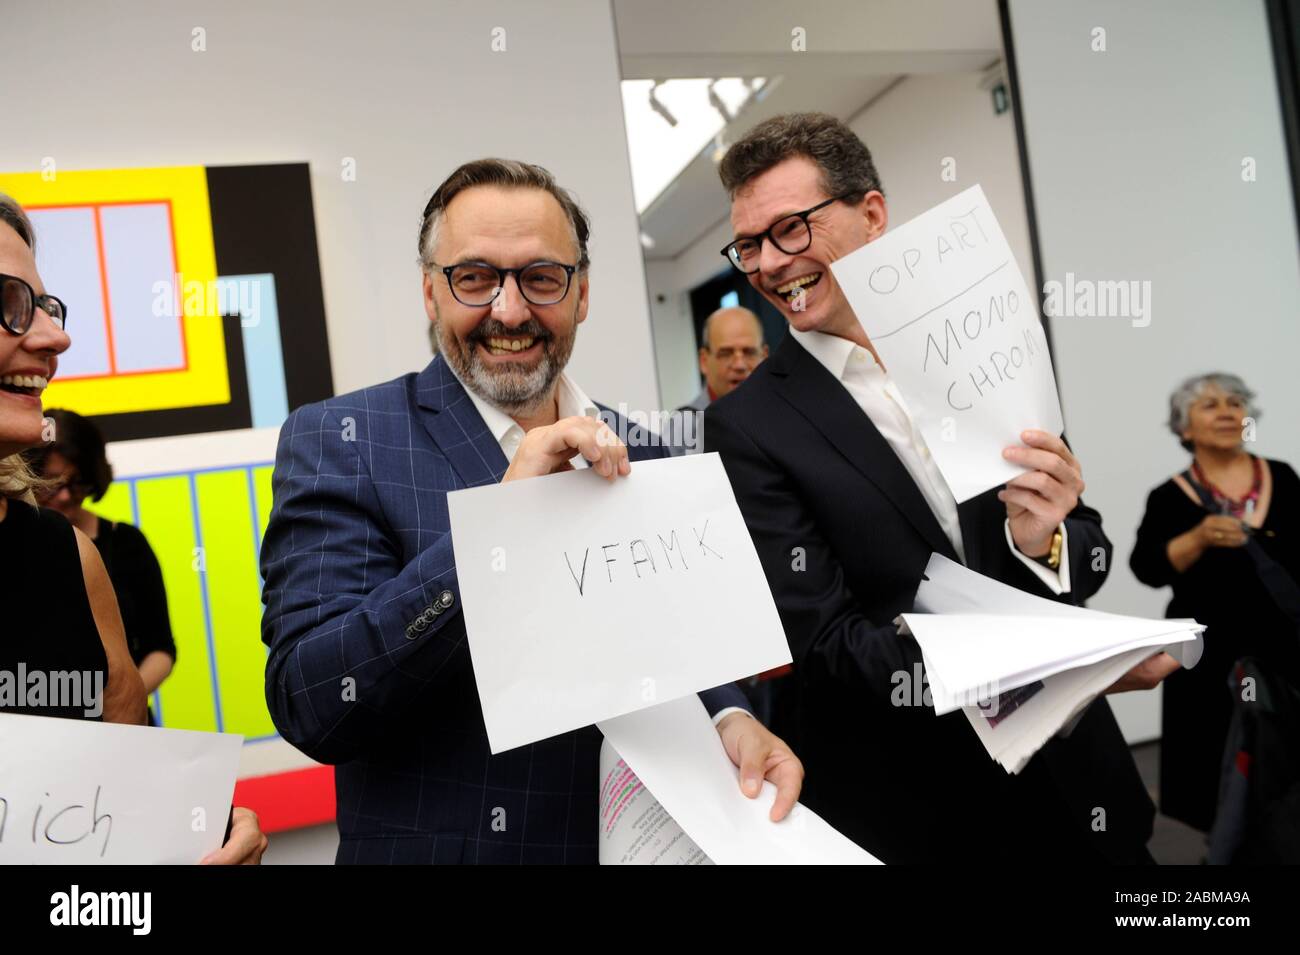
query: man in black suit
706 113 1179 864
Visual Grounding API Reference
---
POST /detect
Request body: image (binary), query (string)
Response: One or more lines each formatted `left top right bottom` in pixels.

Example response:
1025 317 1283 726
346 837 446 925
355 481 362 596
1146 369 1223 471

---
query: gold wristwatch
1044 528 1063 570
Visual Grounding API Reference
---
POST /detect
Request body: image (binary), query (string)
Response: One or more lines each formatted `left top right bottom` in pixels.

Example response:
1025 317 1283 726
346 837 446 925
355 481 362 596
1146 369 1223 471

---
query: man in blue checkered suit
259 159 804 864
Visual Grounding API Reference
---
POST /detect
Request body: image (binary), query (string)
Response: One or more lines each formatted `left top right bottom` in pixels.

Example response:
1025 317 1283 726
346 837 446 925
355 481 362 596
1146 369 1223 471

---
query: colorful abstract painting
0 163 338 831
0 163 333 441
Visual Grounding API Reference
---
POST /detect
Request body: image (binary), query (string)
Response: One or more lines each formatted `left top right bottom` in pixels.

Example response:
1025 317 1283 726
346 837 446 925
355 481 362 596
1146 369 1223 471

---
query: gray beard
435 308 577 417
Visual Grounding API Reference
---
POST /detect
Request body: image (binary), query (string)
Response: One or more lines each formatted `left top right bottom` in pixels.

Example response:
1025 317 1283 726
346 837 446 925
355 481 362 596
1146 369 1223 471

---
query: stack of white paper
899 555 1204 773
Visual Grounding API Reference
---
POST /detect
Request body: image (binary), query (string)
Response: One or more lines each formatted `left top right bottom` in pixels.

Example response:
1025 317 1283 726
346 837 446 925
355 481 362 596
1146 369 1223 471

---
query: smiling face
1183 382 1250 453
422 184 588 416
0 221 71 459
729 156 887 339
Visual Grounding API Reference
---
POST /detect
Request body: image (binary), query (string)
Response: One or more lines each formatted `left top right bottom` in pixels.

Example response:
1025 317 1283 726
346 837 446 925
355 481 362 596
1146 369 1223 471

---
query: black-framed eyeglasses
1 272 68 335
434 260 578 307
35 475 95 502
720 194 854 274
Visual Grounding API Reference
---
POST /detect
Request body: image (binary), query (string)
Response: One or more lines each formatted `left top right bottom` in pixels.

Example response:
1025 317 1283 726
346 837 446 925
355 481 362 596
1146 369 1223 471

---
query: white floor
263 822 339 865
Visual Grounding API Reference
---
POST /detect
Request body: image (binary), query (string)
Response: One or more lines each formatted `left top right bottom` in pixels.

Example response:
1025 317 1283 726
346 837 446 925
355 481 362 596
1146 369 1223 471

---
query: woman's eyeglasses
1 272 68 336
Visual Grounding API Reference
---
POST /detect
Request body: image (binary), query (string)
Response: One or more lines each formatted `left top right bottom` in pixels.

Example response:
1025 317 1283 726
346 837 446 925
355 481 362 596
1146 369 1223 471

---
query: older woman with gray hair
1130 372 1300 834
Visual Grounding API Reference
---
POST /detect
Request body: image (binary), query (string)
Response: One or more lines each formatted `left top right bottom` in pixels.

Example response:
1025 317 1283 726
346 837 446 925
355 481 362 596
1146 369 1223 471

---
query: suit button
438 590 454 609
405 625 418 640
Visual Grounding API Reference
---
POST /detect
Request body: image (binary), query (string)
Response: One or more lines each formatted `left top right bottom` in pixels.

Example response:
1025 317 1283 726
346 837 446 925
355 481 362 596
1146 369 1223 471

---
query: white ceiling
613 0 1003 260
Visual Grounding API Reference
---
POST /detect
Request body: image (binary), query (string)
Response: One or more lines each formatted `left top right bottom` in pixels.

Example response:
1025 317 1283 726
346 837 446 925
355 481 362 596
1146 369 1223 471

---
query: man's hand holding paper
1000 428 1085 558
716 710 804 821
503 414 631 481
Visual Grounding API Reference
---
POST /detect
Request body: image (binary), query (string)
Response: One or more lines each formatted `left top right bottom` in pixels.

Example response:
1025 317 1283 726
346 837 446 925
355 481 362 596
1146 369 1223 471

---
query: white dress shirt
789 327 1070 594
451 364 752 725
455 368 600 468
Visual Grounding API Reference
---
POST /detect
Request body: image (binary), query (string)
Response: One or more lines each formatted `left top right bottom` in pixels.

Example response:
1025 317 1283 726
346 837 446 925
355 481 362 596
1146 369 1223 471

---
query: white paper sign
599 696 880 865
829 184 1064 502
0 713 243 864
447 452 792 753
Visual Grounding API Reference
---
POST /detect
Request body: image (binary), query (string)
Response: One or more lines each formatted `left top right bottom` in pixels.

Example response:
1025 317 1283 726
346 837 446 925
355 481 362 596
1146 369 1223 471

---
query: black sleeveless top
0 498 107 720
93 518 176 667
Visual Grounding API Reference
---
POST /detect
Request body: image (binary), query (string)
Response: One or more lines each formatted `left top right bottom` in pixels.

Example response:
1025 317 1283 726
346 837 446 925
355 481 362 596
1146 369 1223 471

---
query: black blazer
706 333 1154 864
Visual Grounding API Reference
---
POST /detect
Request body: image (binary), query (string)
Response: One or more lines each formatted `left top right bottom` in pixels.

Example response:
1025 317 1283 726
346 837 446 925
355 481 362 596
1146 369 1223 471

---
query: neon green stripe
196 470 275 739
89 482 135 525
133 476 217 732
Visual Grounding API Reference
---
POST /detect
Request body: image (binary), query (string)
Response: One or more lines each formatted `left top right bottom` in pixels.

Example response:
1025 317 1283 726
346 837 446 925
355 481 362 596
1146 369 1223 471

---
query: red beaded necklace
1192 454 1262 518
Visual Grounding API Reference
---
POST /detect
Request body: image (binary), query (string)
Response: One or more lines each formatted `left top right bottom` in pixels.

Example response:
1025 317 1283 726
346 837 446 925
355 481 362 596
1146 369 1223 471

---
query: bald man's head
699 306 767 400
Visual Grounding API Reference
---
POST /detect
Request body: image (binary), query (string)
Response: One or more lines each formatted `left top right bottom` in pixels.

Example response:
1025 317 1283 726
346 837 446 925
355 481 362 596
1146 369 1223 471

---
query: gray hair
1168 372 1258 450
0 192 35 253
718 112 885 201
417 158 590 273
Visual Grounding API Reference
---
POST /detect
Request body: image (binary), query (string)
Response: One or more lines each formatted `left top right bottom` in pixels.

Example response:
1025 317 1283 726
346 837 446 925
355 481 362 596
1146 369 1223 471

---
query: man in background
675 305 767 455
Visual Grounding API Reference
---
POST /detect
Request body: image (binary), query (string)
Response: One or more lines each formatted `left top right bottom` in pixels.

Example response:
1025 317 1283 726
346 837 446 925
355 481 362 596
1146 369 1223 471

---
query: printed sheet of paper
598 696 881 865
599 738 711 865
829 184 1064 502
448 453 791 753
0 713 243 863
961 646 1156 774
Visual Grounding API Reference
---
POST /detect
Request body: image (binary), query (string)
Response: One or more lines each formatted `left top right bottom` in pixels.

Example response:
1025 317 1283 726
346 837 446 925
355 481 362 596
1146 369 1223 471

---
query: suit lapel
414 356 509 487
770 334 956 560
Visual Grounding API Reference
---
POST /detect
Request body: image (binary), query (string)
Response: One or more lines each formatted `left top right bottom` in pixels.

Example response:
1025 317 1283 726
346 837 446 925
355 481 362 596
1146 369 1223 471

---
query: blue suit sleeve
260 404 466 764
699 682 751 717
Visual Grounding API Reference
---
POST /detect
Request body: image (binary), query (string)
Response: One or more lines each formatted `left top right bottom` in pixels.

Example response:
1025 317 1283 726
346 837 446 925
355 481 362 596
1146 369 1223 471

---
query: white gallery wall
1009 0 1300 740
0 0 660 414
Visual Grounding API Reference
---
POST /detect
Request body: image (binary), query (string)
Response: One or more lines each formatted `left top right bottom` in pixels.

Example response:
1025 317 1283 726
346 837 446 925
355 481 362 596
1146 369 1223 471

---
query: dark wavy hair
719 112 884 202
417 158 591 273
26 408 114 501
